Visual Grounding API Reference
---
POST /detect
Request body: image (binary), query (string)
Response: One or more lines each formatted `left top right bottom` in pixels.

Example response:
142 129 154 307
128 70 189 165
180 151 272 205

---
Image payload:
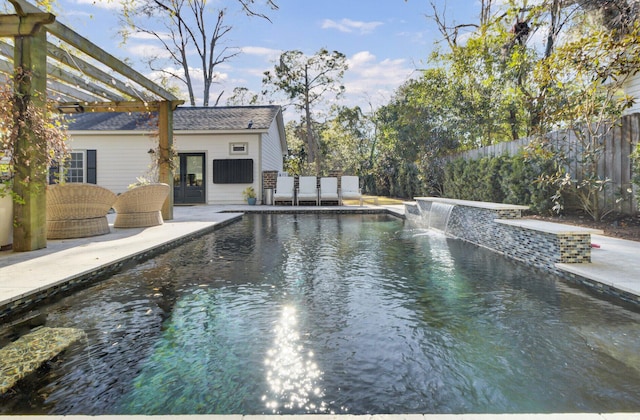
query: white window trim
55 150 86 183
229 142 248 155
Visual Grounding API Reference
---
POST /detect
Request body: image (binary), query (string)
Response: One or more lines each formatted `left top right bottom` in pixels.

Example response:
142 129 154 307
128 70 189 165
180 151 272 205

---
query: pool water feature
1 213 640 414
427 202 455 233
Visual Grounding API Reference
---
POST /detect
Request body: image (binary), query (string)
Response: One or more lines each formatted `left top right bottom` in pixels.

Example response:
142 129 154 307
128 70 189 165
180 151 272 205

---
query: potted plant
242 186 257 205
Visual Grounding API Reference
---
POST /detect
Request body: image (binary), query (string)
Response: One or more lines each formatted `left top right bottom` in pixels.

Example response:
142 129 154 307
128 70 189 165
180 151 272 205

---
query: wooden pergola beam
0 13 54 36
55 100 183 113
0 40 156 102
47 79 105 103
10 0 180 102
45 42 153 101
46 64 124 102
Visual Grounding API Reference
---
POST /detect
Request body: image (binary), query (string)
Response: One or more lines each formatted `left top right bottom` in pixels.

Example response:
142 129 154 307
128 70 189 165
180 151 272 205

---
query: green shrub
442 153 557 215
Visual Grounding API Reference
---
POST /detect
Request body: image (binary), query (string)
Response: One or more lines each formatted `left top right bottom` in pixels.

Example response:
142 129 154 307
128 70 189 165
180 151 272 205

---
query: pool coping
495 218 604 235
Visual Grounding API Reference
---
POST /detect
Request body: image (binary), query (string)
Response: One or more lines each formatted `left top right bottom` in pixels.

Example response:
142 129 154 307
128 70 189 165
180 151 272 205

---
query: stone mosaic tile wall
559 234 592 264
409 200 592 277
497 209 522 219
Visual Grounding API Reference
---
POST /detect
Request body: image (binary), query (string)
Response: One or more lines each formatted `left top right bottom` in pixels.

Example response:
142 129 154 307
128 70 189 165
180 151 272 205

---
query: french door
173 153 206 204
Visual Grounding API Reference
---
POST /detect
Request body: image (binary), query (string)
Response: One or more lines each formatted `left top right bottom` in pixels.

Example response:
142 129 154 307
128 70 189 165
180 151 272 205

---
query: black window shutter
87 150 97 184
48 161 60 184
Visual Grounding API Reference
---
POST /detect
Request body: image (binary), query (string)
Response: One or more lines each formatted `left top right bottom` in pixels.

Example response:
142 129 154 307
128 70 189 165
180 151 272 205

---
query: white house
61 106 287 205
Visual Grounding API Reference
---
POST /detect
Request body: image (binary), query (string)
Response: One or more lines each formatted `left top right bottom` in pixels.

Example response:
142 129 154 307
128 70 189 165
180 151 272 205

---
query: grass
342 196 406 206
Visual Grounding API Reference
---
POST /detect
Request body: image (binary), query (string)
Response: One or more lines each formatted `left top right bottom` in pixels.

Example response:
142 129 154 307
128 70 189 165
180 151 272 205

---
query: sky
44 0 482 116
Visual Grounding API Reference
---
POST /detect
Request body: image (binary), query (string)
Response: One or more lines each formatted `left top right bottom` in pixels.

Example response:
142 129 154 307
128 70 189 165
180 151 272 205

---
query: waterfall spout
428 202 454 233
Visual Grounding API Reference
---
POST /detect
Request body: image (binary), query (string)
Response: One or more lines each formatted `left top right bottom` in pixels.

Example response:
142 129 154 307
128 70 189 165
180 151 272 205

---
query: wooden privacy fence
449 113 640 215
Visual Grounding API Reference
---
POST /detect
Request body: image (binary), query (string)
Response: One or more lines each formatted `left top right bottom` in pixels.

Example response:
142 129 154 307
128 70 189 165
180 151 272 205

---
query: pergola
0 0 184 251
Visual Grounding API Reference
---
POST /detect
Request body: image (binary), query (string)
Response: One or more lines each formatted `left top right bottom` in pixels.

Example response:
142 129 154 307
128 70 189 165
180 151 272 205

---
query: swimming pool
1 213 639 414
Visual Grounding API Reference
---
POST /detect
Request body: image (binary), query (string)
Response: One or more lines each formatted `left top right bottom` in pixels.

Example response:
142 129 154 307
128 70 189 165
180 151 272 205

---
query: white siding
261 118 285 172
623 74 640 115
67 132 155 194
176 132 262 204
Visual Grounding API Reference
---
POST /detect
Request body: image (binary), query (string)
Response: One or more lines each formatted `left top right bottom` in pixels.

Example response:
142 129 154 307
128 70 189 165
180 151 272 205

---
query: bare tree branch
426 1 479 48
120 0 277 106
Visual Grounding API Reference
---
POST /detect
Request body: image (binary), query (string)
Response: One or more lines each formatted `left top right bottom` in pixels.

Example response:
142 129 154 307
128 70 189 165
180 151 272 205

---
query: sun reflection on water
262 306 327 413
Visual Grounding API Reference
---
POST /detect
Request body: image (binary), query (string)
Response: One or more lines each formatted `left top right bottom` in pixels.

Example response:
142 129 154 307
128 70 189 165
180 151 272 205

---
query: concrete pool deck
0 205 639 419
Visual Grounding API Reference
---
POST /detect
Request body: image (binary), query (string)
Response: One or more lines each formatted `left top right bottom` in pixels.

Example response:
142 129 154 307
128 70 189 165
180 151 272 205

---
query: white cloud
126 43 173 60
342 51 413 109
73 0 122 11
347 51 408 83
241 46 282 57
347 51 377 68
128 31 172 41
321 18 383 35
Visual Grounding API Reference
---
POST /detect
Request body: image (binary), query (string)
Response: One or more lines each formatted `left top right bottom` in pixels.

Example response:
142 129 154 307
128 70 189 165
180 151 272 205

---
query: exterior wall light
56 103 85 114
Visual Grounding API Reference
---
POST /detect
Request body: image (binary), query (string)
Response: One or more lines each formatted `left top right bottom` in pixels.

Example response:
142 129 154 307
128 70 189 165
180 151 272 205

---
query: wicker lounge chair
113 183 170 228
47 183 117 239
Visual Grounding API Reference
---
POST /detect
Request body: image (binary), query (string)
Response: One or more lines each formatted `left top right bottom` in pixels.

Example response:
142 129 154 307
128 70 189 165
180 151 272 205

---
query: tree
120 0 278 106
425 0 598 141
532 20 640 221
262 48 347 175
226 87 259 106
320 105 376 177
372 72 461 198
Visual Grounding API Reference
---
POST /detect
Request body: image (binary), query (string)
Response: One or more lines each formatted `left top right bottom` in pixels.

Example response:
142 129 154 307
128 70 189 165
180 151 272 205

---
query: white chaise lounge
341 176 363 206
297 176 318 205
273 176 295 205
320 177 340 205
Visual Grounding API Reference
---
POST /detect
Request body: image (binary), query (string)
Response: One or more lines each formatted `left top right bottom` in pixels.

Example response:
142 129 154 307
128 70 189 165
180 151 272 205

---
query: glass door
173 153 205 204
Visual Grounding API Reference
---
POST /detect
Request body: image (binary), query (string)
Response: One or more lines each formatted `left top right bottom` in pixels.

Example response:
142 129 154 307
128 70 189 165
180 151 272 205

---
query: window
65 151 85 183
49 150 96 184
229 142 248 155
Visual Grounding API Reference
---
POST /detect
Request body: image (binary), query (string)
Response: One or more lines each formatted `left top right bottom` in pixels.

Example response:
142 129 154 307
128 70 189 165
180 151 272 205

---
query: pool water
1 213 640 414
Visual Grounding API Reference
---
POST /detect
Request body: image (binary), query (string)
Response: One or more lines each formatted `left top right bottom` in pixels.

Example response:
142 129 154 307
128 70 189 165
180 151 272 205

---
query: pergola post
12 23 49 251
158 101 174 221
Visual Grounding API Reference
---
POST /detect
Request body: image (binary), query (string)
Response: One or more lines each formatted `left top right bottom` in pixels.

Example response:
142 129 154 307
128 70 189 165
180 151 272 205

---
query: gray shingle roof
65 105 282 131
